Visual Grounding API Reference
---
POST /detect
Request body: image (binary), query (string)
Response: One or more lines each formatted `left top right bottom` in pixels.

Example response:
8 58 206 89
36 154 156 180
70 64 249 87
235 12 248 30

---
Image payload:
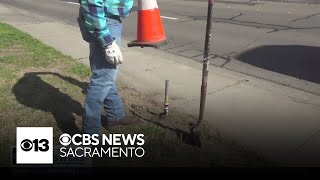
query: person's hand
105 40 123 65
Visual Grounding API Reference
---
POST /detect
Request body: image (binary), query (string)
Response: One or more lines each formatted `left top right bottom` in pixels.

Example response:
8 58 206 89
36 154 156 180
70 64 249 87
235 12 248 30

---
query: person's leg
103 17 126 122
82 18 120 135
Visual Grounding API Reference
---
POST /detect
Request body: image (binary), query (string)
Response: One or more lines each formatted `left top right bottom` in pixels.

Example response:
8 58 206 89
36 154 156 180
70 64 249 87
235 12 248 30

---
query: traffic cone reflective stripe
128 0 167 48
138 0 156 10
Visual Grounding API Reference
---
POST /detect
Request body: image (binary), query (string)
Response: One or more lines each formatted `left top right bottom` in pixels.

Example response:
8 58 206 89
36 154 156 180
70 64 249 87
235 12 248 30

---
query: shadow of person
12 72 88 135
236 45 320 84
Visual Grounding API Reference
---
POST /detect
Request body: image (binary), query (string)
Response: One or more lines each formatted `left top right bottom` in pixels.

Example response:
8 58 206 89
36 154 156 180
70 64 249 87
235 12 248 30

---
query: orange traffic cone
128 0 167 48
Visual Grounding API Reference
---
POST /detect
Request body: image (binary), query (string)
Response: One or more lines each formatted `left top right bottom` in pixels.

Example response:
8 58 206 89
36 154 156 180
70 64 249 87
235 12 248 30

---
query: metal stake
191 0 215 132
164 80 169 116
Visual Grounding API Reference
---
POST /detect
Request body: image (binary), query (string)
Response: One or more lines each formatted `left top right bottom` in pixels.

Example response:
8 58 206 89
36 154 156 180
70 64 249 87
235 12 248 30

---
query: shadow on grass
12 71 202 146
12 72 87 135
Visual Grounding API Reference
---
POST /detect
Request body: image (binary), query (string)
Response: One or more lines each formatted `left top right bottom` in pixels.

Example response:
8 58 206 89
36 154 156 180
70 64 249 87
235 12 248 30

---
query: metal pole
191 0 215 132
164 80 169 116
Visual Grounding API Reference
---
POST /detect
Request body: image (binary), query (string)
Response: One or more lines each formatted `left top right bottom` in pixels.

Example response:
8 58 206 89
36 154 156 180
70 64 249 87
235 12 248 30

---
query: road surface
1 0 319 94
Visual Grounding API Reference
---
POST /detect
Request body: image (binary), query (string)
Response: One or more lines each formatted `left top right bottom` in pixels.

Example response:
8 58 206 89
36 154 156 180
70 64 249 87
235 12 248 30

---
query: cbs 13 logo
20 138 50 152
16 127 53 164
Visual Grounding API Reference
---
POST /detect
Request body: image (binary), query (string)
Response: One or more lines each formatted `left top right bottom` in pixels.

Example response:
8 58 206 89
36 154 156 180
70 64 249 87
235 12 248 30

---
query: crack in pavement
243 80 320 109
292 13 320 22
176 48 202 54
162 41 193 51
161 47 227 65
173 12 320 32
207 79 248 96
172 79 248 108
159 41 233 68
229 13 243 20
218 56 232 68
296 128 320 152
265 0 320 4
188 0 261 6
199 16 287 30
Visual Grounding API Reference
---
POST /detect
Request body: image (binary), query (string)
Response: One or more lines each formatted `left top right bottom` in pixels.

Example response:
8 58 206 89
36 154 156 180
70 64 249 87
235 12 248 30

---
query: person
78 0 139 135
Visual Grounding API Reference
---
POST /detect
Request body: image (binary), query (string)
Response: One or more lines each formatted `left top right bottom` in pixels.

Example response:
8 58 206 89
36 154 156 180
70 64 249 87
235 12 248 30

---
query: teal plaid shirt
80 0 134 47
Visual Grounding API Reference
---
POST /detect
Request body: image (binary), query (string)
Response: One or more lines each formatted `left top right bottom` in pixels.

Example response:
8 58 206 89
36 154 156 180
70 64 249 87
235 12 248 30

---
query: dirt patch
99 84 271 167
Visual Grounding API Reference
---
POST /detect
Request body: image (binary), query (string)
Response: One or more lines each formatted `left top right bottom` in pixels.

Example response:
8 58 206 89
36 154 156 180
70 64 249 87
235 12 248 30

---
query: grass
0 22 271 167
0 22 88 166
68 63 92 77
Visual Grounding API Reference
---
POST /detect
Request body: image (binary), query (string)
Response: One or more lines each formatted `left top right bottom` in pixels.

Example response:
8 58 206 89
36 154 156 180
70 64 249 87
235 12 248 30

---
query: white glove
104 40 123 65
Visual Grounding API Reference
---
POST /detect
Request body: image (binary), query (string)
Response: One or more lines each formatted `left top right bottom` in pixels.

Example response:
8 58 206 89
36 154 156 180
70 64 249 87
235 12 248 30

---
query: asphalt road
1 0 320 94
201 0 319 4
266 0 319 3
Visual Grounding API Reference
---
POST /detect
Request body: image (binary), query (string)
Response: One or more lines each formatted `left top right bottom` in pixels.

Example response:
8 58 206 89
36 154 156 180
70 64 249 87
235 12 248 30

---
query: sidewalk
1 3 320 166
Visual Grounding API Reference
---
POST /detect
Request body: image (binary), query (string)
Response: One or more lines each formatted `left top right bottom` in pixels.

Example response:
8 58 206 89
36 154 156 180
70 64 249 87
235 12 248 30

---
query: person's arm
81 0 113 48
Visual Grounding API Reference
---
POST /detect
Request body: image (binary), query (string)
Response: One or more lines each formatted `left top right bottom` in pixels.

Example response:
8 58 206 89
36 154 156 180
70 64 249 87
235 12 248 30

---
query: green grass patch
0 22 89 166
0 64 17 81
0 22 70 68
68 63 91 77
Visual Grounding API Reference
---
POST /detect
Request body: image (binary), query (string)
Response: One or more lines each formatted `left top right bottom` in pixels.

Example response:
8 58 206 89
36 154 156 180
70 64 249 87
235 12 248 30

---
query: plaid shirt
80 0 134 47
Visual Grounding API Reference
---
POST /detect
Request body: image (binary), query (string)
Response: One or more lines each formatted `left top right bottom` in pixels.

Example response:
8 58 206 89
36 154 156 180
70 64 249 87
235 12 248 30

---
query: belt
106 15 122 23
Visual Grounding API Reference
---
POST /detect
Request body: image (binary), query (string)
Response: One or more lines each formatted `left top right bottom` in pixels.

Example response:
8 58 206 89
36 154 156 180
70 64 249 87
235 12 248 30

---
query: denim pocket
106 16 122 26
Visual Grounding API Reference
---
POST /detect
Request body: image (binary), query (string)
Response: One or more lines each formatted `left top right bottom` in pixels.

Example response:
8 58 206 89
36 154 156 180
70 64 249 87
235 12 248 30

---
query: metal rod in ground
191 0 215 132
164 80 169 116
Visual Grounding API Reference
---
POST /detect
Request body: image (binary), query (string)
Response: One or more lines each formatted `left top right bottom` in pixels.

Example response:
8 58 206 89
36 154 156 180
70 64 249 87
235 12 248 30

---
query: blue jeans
82 17 125 135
